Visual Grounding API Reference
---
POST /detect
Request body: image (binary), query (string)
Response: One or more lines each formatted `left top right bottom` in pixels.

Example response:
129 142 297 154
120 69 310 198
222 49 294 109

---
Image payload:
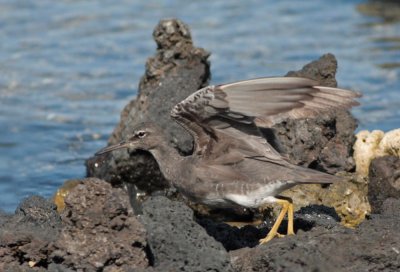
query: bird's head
95 122 163 156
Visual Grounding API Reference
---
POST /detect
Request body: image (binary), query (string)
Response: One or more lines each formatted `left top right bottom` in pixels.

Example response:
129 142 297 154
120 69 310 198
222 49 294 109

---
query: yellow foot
276 233 285 238
259 232 285 244
258 197 296 244
259 232 288 244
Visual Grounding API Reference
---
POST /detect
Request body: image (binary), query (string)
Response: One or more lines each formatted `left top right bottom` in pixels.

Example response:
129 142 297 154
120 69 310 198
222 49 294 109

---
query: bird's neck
149 143 185 184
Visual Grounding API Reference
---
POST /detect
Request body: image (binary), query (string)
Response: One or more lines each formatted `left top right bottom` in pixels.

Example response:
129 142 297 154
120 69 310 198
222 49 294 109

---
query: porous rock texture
86 19 210 203
3 19 400 271
270 55 369 226
368 156 400 213
196 204 342 252
279 53 357 173
0 178 149 271
230 199 400 272
353 130 385 177
86 18 368 226
0 196 61 271
140 196 233 272
52 178 148 271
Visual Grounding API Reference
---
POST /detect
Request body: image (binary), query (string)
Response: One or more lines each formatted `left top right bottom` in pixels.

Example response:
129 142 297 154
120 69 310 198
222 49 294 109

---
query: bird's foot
259 232 284 244
259 197 296 244
276 232 285 238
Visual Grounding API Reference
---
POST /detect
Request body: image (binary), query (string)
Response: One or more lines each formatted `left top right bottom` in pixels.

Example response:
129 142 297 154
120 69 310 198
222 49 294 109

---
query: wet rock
86 18 210 204
230 213 400 272
368 156 400 213
52 178 149 271
140 196 233 272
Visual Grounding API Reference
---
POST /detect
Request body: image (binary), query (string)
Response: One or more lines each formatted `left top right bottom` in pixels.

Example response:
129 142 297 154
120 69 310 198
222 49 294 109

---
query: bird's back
167 77 358 207
182 130 340 208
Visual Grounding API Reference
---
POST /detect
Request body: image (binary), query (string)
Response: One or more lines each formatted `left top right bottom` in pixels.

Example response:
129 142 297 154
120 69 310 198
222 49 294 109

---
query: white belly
224 181 295 208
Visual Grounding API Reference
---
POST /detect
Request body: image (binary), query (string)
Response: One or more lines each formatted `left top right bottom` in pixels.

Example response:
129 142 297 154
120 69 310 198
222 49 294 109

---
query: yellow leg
259 198 295 244
287 199 295 235
259 199 289 244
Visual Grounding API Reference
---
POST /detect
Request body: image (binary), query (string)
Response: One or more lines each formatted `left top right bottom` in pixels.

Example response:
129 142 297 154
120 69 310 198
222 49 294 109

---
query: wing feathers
171 76 361 154
219 77 319 91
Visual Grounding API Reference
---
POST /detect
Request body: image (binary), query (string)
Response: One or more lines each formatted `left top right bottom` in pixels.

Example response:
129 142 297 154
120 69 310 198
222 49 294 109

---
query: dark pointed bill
95 141 130 156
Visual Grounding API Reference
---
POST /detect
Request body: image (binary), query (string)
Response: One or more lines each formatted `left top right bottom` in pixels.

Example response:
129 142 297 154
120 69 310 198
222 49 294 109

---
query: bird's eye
137 131 146 138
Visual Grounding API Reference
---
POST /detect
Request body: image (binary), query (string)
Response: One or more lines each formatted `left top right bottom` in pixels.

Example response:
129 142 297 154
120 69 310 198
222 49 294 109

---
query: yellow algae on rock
278 173 370 228
353 130 384 177
53 179 81 213
328 175 371 228
267 128 400 228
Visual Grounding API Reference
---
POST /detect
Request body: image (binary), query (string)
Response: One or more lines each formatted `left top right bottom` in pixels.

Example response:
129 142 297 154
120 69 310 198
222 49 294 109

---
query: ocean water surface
0 0 399 212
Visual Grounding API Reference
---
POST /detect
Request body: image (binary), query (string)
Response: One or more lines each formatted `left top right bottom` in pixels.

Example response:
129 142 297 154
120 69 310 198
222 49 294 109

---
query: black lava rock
140 196 233 272
368 156 400 213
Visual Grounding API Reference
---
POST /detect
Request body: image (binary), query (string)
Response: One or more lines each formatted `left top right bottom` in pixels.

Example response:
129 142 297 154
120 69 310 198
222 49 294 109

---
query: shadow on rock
140 196 234 272
231 200 400 272
196 204 341 251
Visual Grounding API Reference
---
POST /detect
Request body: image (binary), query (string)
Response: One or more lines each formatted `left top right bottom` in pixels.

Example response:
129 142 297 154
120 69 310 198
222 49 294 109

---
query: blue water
0 0 399 212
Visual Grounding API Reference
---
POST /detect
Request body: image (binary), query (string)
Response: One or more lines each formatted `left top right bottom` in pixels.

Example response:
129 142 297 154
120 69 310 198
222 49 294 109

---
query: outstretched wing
171 77 360 159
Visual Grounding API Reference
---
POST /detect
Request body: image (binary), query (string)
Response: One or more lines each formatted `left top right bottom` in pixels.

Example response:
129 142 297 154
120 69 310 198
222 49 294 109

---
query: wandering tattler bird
96 77 360 244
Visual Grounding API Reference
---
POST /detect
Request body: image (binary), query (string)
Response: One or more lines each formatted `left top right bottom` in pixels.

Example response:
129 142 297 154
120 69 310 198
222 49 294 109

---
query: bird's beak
95 140 132 156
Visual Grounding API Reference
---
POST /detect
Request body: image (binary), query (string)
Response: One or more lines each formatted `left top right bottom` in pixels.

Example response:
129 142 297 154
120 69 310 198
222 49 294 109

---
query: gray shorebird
96 77 360 244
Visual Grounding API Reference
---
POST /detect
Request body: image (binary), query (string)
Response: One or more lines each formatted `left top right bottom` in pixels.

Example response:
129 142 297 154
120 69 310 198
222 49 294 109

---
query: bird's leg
287 197 295 235
259 197 294 244
259 198 289 244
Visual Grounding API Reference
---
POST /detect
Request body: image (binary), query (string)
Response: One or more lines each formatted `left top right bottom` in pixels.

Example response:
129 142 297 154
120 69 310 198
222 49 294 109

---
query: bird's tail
290 164 343 184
